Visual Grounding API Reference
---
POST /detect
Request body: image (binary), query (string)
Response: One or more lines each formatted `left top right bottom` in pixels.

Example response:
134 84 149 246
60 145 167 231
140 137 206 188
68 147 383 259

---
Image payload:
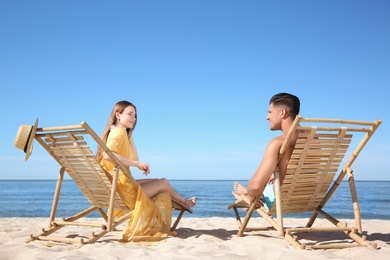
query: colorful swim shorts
262 184 275 210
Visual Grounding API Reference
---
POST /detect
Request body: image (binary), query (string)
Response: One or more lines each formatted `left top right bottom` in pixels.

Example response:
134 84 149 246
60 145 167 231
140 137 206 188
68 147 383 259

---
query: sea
0 180 389 220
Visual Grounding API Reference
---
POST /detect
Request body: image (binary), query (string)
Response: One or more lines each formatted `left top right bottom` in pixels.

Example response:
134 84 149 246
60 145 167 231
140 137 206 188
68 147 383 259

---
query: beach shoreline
0 217 389 259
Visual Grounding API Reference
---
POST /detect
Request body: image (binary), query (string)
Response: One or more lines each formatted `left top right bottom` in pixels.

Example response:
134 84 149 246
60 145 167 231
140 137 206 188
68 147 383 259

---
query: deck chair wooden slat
228 115 381 250
29 121 192 247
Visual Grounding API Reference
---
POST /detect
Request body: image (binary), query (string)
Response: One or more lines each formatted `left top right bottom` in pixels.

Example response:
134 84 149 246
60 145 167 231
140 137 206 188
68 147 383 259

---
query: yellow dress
99 127 173 244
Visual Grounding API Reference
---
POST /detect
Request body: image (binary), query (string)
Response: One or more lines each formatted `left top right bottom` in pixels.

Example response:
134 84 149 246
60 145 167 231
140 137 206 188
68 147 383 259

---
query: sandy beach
0 217 389 260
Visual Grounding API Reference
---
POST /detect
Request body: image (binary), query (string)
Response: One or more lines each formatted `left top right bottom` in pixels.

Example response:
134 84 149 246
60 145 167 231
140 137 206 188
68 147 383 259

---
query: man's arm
247 138 281 202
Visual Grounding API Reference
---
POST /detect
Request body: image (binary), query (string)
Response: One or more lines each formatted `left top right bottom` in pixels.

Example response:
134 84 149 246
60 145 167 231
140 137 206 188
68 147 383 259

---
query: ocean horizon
1 179 389 220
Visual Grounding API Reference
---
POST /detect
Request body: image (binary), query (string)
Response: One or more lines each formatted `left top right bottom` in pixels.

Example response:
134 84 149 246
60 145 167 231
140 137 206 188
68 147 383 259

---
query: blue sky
1 0 389 181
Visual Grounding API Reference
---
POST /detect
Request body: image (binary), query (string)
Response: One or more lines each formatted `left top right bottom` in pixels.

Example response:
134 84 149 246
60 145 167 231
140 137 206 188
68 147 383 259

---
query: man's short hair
269 93 300 118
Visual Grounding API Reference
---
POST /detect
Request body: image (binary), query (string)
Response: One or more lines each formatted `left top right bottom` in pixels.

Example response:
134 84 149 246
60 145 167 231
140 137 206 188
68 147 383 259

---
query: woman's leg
139 178 196 208
136 178 157 185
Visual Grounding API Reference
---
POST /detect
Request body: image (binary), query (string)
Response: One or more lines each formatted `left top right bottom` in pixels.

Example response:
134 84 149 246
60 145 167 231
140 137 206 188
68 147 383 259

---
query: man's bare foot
233 182 248 196
185 197 196 208
232 191 251 211
232 191 242 200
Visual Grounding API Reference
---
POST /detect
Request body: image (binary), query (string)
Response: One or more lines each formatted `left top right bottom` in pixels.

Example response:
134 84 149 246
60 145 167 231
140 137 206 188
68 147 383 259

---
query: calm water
0 180 389 219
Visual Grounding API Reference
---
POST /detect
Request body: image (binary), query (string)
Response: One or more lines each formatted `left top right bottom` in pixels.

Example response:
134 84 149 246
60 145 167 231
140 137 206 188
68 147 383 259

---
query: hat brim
25 118 38 161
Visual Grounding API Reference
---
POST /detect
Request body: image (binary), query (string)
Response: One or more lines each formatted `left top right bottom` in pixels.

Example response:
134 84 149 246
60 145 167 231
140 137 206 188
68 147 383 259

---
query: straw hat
14 118 38 161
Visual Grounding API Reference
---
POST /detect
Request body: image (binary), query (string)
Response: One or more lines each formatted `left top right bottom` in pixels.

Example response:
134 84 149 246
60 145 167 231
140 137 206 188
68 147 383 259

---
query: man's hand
268 174 275 184
250 194 265 208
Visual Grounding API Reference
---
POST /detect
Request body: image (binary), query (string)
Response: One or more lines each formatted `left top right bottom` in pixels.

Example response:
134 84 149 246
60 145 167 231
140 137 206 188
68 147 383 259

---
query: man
233 92 300 209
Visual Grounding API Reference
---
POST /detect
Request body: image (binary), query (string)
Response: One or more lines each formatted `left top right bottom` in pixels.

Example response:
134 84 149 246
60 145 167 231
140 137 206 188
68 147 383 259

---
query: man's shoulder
270 135 285 143
267 135 284 150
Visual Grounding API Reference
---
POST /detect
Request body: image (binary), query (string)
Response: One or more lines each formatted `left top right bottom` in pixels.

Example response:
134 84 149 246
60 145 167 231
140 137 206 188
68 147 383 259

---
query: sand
0 217 389 260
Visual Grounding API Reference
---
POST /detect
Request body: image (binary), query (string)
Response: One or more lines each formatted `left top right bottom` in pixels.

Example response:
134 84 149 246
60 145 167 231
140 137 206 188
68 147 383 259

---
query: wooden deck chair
28 121 192 247
228 116 381 250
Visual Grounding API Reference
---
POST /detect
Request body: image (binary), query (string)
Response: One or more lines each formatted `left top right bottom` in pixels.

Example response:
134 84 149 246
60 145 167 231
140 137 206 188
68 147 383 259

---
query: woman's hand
138 161 150 176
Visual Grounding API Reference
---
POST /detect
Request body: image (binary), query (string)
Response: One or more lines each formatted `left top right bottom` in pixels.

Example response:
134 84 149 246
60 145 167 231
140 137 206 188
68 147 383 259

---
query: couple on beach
97 92 299 242
15 92 300 244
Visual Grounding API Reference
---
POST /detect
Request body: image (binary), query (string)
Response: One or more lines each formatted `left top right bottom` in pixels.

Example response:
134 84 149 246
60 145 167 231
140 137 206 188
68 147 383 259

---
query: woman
97 100 195 243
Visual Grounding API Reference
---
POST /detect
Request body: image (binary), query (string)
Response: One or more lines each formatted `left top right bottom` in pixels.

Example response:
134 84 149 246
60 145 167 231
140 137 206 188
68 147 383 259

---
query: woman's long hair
96 100 137 162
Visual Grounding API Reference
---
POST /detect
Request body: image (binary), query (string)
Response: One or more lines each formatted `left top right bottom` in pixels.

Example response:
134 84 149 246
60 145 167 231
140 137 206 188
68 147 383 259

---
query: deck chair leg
107 165 120 232
256 208 278 230
171 210 185 231
238 202 256 236
285 230 306 250
307 211 319 228
307 176 342 228
273 171 284 236
29 205 100 244
347 167 362 233
232 207 242 228
48 167 65 227
316 208 376 249
98 208 108 222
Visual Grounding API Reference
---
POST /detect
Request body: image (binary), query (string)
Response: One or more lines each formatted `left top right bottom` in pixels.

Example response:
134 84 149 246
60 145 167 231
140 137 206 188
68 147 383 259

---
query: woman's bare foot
185 197 196 208
233 182 248 196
